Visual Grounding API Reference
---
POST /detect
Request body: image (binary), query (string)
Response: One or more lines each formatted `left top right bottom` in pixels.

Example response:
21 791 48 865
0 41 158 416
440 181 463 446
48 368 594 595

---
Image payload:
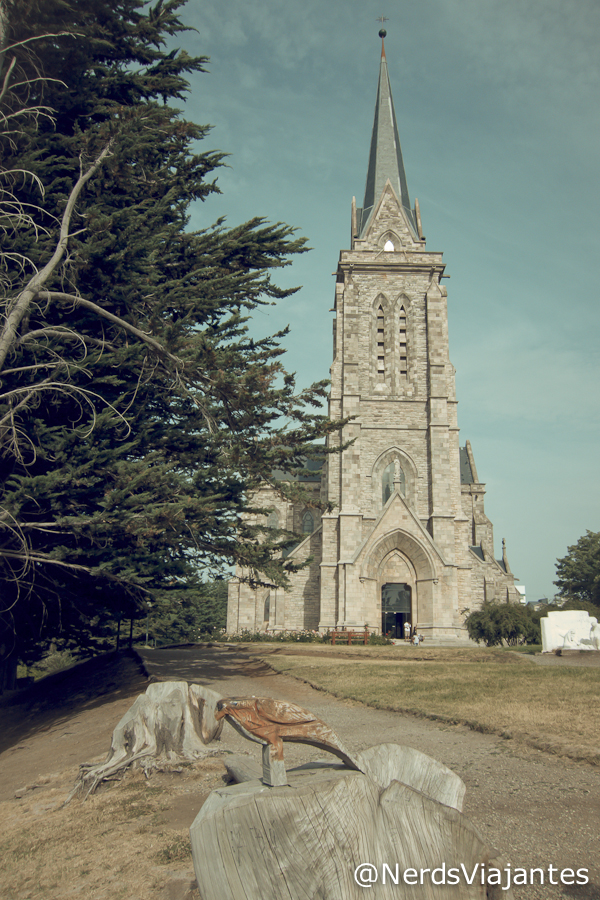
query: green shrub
212 629 328 643
368 633 393 646
465 601 540 647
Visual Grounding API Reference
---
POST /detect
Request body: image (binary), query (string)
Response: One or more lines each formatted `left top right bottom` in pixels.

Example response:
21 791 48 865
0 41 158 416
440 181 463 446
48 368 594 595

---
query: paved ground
136 644 600 900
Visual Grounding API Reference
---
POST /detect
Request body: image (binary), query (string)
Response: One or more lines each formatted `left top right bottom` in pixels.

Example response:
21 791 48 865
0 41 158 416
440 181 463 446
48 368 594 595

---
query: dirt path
1 645 598 900
138 645 600 900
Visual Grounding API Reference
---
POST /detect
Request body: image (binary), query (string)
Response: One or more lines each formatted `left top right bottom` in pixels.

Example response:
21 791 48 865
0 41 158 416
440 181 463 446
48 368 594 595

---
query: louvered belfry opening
377 305 385 380
399 305 407 376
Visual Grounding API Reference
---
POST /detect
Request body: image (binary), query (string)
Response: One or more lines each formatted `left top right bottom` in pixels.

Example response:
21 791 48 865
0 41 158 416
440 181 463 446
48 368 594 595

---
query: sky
174 0 600 603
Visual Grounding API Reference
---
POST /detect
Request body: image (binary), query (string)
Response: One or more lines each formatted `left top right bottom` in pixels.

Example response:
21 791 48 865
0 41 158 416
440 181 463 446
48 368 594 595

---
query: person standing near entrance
404 620 411 641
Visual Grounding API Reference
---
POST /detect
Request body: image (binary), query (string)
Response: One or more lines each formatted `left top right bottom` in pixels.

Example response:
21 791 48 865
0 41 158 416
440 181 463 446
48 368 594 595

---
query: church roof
460 441 481 485
459 447 474 484
357 35 417 237
272 456 323 483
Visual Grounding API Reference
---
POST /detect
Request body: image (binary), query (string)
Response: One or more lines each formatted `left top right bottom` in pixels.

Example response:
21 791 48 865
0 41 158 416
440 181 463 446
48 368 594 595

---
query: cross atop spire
376 16 388 58
356 34 417 238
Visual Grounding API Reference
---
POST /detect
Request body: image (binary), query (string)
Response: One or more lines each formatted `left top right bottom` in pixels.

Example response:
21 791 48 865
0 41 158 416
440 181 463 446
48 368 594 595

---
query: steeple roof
357 36 416 237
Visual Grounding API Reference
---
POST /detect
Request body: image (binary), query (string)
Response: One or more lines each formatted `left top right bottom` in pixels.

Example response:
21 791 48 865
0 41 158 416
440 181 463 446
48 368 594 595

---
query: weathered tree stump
190 745 512 900
67 682 512 900
356 743 466 811
68 681 222 799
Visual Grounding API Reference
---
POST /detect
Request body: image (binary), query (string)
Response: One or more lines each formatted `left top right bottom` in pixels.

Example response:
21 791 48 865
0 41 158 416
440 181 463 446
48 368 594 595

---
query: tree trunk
191 744 512 900
0 645 18 693
68 681 223 800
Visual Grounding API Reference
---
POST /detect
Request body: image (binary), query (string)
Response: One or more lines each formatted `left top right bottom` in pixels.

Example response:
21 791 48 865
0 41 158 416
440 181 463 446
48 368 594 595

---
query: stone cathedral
228 38 519 639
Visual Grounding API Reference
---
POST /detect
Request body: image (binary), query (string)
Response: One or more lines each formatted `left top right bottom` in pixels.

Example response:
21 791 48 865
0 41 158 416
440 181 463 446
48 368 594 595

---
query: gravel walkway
138 645 600 900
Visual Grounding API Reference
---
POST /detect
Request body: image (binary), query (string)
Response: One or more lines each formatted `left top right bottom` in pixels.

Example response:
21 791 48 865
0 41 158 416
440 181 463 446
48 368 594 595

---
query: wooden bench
331 627 369 646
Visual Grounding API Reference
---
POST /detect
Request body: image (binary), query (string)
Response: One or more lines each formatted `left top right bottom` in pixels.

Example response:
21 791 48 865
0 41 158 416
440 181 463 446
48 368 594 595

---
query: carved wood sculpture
66 680 512 898
67 681 222 800
67 683 362 797
190 743 513 900
215 696 363 785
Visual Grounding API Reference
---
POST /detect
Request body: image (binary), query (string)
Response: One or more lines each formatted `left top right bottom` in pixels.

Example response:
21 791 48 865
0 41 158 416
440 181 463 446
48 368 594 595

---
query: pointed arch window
302 511 314 534
267 511 279 529
376 305 385 380
399 305 407 376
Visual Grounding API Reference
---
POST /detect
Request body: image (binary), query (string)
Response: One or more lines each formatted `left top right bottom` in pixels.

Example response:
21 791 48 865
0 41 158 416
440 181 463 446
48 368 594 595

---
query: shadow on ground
138 644 277 685
0 644 277 756
564 881 600 900
0 650 148 754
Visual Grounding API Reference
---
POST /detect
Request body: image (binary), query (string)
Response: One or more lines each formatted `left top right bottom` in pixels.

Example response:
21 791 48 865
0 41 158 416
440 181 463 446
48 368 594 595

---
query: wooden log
223 754 263 784
356 743 466 811
190 757 511 899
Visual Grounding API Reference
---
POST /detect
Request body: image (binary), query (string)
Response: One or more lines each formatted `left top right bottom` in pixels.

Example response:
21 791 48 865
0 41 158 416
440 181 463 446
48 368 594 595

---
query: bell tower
227 31 519 639
318 31 516 638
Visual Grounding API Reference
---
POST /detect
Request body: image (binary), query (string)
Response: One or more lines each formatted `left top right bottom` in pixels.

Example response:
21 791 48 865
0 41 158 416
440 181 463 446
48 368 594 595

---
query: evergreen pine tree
0 0 340 687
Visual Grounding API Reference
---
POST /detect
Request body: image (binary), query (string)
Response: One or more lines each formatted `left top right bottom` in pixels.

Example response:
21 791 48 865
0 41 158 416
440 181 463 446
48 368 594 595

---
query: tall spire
357 30 416 237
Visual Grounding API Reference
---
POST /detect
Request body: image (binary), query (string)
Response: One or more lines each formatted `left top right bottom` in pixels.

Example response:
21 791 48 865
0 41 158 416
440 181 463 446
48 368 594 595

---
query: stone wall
226 183 520 636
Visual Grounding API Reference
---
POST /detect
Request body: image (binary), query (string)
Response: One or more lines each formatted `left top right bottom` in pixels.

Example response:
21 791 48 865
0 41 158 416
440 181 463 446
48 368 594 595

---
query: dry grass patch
0 757 228 900
265 653 600 765
242 643 514 663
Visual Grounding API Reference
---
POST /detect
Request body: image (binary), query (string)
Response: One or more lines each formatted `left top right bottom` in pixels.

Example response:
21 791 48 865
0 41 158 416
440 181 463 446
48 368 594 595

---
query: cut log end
190 755 513 899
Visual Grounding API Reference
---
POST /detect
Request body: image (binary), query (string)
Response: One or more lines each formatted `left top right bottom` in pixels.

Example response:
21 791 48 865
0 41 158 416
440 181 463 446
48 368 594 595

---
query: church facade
227 39 519 639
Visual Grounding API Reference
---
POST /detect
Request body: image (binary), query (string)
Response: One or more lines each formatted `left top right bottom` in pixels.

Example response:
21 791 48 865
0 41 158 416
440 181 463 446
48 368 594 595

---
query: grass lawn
259 647 600 765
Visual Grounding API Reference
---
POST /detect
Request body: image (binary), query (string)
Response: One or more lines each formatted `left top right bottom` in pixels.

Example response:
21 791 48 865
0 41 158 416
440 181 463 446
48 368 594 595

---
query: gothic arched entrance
382 583 411 638
360 530 438 635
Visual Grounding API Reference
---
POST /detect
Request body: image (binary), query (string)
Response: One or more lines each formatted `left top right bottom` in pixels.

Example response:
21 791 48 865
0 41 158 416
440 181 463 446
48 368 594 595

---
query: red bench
331 628 369 646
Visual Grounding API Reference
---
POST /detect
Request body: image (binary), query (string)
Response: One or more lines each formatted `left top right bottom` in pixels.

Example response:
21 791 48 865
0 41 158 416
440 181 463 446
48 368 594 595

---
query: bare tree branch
2 33 78 55
33 291 185 367
17 327 115 351
0 551 99 572
0 143 113 370
0 55 17 105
